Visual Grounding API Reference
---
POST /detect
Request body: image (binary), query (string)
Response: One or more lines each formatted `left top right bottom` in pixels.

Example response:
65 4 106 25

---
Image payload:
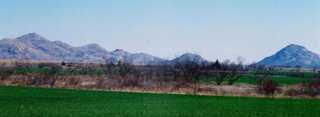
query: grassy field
201 76 316 85
234 76 315 85
0 86 319 117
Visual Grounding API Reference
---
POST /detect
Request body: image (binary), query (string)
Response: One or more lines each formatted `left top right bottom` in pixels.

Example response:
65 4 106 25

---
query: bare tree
250 64 271 85
313 66 317 73
13 60 32 77
85 63 97 78
13 60 37 85
228 57 246 85
183 58 204 94
201 61 212 84
171 60 182 81
40 64 62 87
157 61 173 84
132 66 143 78
212 60 228 85
118 60 133 78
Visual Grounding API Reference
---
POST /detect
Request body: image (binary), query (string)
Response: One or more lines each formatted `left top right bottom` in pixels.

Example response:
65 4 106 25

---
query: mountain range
0 33 319 68
0 33 203 64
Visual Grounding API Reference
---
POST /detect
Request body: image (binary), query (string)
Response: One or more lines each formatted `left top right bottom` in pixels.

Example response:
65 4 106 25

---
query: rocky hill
257 44 320 68
170 53 206 63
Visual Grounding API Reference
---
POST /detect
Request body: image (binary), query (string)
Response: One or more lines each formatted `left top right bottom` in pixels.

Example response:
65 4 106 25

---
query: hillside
257 44 320 68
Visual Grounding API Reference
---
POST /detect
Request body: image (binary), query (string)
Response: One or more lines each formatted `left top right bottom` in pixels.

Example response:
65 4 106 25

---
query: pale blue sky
1 0 320 63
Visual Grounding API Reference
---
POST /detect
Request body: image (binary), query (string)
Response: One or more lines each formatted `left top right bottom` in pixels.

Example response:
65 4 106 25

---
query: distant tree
84 63 98 78
61 61 66 66
295 65 301 72
212 60 228 85
313 66 317 73
250 63 271 85
201 61 212 84
184 58 204 94
43 64 62 87
118 60 133 78
157 61 173 84
228 65 244 85
171 60 182 81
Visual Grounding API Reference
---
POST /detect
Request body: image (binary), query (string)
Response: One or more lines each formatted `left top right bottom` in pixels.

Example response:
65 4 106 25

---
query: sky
1 0 320 63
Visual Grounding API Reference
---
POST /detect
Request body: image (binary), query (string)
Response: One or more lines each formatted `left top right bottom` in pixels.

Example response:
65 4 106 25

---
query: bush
66 76 82 87
0 68 14 81
302 80 320 97
120 76 142 87
285 81 320 97
257 78 278 95
173 78 190 90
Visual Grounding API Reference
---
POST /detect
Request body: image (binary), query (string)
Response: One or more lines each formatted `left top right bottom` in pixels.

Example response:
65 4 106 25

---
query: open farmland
0 86 319 117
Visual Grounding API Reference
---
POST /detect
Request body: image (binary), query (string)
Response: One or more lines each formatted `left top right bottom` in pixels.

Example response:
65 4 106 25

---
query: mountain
0 33 164 64
257 44 320 68
171 53 206 63
103 49 164 65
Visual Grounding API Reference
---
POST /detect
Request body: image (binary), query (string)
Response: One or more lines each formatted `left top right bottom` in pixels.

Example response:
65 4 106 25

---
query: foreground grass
1 86 319 117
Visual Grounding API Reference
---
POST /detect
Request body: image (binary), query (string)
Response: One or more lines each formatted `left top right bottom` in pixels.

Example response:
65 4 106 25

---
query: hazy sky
1 0 320 63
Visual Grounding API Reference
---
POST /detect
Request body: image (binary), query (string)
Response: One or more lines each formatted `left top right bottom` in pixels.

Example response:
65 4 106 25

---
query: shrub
257 78 278 95
302 80 320 97
285 81 320 97
173 78 190 90
66 76 82 87
0 68 14 82
120 76 142 87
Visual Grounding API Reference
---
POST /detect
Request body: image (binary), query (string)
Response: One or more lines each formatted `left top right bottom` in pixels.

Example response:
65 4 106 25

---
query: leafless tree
171 60 182 81
13 60 37 85
251 64 271 85
118 60 133 78
85 63 98 78
13 60 32 77
212 60 228 85
313 66 317 73
41 64 62 87
157 61 173 83
200 61 212 84
227 57 246 85
182 58 204 94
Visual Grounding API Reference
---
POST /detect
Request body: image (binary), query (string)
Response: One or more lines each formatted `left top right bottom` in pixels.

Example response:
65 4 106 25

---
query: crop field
1 86 319 117
200 76 315 85
234 76 315 85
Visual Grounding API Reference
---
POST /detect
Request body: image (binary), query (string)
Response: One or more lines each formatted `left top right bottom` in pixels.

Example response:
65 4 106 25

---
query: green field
0 86 319 117
234 76 315 85
201 76 315 85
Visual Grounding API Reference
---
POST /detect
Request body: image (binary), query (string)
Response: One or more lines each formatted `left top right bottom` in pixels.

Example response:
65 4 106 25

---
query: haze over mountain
0 33 165 64
257 44 320 68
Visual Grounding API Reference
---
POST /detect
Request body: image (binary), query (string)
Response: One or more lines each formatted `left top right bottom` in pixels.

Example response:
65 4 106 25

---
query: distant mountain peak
284 44 307 50
277 44 309 55
257 44 320 68
113 49 124 52
16 32 45 41
80 43 103 49
172 53 206 62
